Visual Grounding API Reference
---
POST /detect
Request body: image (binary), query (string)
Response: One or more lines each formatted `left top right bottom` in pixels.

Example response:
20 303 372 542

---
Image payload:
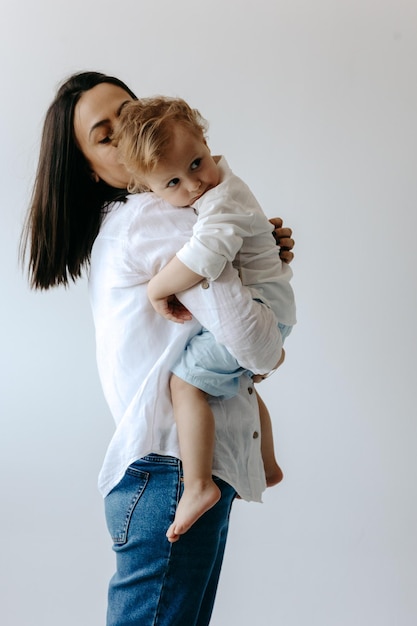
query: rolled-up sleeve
178 262 282 374
176 235 228 280
176 171 258 280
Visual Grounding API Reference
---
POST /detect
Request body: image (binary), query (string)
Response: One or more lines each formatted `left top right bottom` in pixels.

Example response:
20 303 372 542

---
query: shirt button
201 280 210 289
248 387 254 395
253 431 259 439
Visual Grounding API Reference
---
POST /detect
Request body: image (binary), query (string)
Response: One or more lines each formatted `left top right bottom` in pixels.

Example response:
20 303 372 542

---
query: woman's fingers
269 217 283 229
276 236 294 249
278 249 294 264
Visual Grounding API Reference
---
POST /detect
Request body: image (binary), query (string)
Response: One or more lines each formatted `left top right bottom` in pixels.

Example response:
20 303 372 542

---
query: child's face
143 125 220 207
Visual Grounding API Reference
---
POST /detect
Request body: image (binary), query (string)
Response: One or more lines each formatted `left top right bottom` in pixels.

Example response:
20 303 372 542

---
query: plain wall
1 1 416 624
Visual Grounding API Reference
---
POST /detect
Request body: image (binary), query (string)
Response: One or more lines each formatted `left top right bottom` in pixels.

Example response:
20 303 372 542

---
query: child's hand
149 293 192 323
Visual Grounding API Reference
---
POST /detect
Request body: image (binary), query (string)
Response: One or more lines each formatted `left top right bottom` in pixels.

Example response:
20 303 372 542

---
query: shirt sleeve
178 262 282 374
176 169 261 280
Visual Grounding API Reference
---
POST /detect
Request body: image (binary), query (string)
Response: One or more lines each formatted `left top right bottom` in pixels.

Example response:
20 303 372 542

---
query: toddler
114 97 296 542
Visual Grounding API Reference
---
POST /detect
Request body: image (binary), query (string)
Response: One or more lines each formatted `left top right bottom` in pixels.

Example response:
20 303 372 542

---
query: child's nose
186 177 201 192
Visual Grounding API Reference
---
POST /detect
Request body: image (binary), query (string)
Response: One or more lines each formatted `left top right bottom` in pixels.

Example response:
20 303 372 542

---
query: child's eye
167 178 180 188
99 136 112 145
190 158 201 170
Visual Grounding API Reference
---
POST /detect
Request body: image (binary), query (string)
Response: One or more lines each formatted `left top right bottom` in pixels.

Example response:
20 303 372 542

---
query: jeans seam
140 454 181 467
152 462 182 626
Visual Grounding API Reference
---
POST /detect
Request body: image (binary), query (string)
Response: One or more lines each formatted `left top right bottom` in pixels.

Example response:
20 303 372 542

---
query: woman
21 71 295 626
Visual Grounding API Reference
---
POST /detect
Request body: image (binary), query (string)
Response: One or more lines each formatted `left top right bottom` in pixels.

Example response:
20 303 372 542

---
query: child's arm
148 255 204 323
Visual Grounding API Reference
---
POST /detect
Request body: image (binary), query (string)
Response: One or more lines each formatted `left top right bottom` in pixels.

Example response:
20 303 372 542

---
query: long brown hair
20 71 137 289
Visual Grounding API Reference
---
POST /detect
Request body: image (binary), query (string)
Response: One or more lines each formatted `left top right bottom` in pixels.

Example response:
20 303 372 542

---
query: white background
1 1 416 624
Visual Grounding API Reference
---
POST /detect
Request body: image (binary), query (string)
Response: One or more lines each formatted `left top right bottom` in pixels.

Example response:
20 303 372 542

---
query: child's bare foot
265 462 284 487
166 480 221 542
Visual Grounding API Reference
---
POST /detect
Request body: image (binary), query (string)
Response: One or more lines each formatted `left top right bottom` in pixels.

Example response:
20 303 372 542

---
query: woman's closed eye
98 136 112 145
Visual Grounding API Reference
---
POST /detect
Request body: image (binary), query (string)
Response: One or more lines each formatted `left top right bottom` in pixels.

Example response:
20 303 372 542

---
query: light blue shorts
171 323 292 400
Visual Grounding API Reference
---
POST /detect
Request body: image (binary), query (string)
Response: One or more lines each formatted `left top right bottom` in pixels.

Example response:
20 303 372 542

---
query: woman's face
73 83 134 188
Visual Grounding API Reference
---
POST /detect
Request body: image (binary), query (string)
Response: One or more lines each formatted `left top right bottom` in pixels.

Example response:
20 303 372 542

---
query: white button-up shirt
89 193 283 501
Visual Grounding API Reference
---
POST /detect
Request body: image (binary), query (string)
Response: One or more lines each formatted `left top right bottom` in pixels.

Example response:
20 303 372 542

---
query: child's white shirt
176 156 296 326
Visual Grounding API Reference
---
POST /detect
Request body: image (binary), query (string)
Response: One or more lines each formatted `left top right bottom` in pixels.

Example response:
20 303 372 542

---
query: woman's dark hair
20 71 137 289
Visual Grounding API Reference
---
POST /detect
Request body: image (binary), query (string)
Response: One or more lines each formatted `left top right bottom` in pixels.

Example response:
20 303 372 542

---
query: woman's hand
269 217 294 264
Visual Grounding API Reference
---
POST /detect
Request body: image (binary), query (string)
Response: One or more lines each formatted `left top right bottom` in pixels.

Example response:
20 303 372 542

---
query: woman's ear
90 170 100 183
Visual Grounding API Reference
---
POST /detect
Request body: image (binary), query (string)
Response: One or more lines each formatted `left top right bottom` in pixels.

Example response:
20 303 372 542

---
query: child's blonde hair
113 96 209 193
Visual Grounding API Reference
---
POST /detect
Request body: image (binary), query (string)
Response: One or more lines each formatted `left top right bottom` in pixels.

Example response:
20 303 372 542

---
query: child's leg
256 391 284 487
167 374 221 543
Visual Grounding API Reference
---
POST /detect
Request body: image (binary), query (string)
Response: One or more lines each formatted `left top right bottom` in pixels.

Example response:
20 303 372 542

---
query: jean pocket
104 466 149 545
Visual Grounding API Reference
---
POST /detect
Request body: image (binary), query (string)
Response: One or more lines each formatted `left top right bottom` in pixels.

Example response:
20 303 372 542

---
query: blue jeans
105 454 236 626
